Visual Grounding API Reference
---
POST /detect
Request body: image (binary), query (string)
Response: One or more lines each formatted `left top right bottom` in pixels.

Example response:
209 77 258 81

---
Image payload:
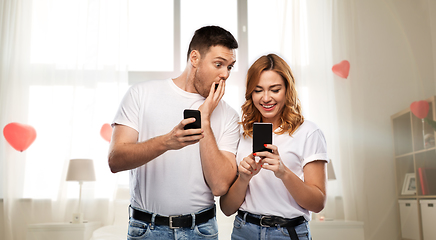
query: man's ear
190 50 200 68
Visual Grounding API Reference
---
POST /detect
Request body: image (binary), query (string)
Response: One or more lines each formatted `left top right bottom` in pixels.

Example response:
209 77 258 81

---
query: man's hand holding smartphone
183 109 203 137
164 111 203 151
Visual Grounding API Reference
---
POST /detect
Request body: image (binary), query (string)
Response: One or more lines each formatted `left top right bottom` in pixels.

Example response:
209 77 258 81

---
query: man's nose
220 69 230 80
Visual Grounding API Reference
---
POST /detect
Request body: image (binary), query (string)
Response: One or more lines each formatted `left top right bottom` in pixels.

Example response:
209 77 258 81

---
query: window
128 0 174 71
30 0 129 69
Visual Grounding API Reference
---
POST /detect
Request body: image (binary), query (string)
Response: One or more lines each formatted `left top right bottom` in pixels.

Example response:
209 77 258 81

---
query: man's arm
199 122 237 196
108 118 204 173
198 81 238 196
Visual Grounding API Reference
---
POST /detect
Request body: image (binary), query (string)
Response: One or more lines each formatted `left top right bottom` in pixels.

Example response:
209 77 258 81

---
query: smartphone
214 83 219 91
253 123 273 153
184 109 201 130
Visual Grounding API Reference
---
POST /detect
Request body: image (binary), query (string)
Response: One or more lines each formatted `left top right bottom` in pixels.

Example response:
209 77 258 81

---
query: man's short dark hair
187 26 239 61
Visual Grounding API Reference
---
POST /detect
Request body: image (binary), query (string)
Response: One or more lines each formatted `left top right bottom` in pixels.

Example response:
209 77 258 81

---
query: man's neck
173 68 196 93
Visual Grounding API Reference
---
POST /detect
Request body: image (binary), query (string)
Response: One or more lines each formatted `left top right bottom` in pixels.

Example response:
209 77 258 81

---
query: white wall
334 0 435 239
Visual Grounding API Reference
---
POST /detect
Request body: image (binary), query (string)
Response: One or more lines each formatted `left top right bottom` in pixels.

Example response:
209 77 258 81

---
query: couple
108 26 328 240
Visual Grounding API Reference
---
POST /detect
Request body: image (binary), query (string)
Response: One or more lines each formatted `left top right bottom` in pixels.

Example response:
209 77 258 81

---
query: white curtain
1 0 129 239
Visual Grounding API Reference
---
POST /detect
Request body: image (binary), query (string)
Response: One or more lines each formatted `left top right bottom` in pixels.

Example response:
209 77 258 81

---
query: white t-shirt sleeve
112 85 140 133
301 129 329 167
217 111 240 155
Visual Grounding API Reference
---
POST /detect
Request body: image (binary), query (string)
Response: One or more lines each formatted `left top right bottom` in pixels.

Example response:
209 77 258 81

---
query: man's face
193 45 236 98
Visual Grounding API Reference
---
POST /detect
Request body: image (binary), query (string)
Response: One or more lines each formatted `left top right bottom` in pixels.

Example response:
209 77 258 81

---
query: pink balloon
332 60 350 79
410 101 429 119
100 123 112 142
3 122 37 152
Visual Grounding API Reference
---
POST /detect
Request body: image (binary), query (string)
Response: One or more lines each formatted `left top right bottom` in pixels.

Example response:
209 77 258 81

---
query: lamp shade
327 159 336 180
66 159 96 182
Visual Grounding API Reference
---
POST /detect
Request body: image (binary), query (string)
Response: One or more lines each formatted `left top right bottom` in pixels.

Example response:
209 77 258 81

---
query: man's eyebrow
214 57 227 61
214 57 236 65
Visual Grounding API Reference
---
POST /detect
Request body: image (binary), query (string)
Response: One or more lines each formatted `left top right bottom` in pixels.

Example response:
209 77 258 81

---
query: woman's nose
262 92 272 102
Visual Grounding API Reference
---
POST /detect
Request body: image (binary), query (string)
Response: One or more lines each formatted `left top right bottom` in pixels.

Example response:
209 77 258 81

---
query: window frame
128 0 248 85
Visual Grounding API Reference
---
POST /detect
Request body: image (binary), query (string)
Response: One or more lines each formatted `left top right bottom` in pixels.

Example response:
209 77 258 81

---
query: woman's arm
257 145 327 213
279 160 327 212
220 154 262 216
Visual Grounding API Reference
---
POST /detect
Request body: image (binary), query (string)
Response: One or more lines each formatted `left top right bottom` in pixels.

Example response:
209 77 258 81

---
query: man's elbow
108 160 119 173
211 171 238 196
210 182 231 197
211 186 228 197
108 152 122 173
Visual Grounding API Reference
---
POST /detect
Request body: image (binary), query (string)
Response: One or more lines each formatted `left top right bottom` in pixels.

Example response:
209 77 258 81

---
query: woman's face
251 70 286 129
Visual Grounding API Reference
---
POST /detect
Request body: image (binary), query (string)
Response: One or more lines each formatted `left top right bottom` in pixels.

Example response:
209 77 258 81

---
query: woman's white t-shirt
237 120 328 221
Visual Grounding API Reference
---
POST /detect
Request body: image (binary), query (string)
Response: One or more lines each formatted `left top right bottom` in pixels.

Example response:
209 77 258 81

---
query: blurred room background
2 0 436 239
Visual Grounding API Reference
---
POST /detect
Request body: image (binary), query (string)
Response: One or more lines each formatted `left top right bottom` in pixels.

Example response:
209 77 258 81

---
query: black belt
131 205 215 229
238 210 306 240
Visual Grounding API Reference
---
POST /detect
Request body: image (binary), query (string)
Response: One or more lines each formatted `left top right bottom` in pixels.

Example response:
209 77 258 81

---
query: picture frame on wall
402 173 417 195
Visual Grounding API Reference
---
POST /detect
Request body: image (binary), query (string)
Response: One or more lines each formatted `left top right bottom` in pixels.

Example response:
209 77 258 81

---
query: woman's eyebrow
255 84 282 89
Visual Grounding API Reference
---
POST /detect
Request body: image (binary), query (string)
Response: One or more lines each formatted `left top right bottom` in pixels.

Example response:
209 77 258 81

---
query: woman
220 54 328 240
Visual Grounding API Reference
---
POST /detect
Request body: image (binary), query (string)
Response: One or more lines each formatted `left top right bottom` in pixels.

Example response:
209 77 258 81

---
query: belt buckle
260 216 273 227
169 215 180 229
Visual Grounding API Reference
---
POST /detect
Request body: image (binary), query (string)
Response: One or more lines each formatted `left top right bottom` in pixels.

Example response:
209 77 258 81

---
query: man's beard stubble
193 68 210 98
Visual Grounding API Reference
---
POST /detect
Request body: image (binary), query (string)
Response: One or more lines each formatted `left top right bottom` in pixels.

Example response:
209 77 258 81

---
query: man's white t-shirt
112 79 240 216
237 120 328 221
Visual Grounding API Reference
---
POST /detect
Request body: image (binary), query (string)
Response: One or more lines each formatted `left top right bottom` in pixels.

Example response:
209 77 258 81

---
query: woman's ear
190 50 200 68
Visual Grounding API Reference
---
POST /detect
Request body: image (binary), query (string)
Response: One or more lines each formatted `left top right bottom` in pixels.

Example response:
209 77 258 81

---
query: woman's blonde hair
241 54 304 137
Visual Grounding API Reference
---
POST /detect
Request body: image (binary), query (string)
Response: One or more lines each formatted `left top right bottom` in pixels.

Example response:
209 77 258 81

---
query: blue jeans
127 206 218 240
231 214 311 240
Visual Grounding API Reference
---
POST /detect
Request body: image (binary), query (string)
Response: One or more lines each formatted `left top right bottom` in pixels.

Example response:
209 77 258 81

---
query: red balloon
100 123 112 142
332 60 350 79
410 100 429 119
3 122 37 152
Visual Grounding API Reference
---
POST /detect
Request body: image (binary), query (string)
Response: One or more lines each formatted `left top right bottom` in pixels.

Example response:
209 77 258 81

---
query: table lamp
66 158 96 223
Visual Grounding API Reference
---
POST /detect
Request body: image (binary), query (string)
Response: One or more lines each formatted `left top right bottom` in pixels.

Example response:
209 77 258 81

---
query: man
108 26 239 239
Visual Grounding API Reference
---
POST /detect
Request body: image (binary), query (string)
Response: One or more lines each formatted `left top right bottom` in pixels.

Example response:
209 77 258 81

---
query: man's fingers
181 117 197 128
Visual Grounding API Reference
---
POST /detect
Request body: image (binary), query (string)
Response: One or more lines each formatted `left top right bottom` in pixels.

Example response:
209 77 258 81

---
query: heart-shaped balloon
410 101 429 119
100 123 112 142
3 122 37 152
332 60 350 79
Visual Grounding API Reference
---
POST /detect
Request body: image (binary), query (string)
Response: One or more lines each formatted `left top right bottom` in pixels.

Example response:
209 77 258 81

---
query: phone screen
183 109 201 130
253 123 273 153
